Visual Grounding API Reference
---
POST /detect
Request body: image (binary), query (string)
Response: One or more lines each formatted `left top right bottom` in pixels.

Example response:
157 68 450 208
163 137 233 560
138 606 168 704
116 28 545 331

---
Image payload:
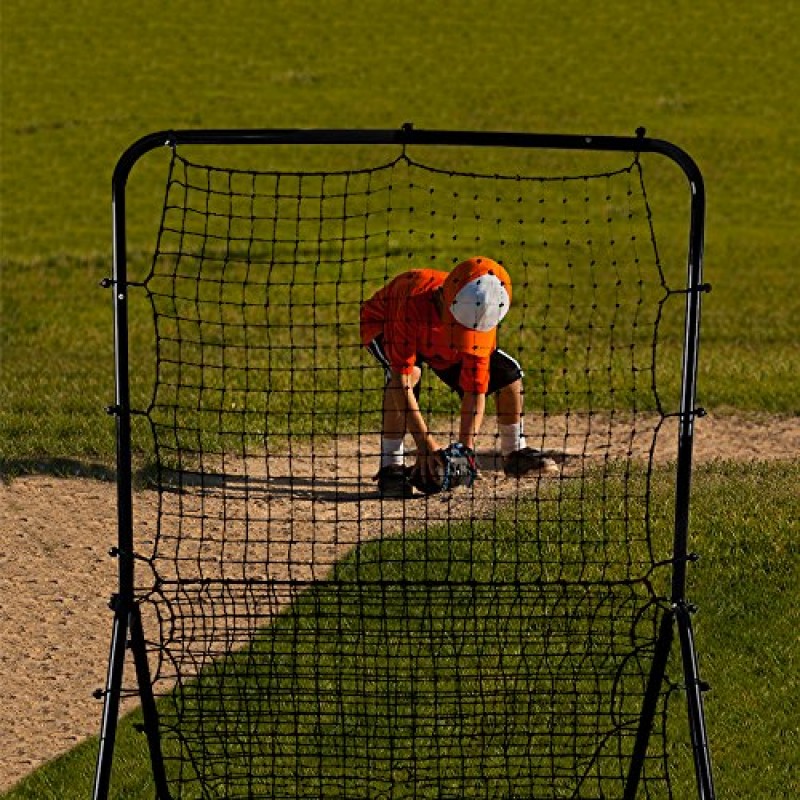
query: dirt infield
1 412 798 792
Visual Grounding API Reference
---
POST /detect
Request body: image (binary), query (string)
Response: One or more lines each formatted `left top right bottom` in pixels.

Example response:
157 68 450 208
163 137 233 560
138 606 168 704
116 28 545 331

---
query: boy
361 256 557 498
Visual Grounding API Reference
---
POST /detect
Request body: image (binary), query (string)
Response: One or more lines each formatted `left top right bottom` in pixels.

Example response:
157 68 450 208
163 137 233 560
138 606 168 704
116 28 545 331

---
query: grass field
2 0 799 470
1 1 798 798
5 462 798 800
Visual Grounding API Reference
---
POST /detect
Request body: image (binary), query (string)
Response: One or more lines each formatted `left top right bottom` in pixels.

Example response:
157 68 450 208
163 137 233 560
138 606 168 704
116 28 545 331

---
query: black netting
129 146 688 799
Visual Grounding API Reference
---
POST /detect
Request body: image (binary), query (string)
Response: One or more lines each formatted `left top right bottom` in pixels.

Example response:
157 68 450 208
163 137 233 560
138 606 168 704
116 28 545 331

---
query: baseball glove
410 442 479 495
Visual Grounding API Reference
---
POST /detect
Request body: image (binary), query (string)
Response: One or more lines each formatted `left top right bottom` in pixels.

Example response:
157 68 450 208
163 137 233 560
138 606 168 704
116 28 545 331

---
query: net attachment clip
672 599 700 615
400 122 414 159
676 282 712 295
677 678 712 693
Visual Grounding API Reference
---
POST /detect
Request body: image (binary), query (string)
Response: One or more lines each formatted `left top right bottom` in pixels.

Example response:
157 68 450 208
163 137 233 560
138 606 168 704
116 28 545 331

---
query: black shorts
366 335 523 396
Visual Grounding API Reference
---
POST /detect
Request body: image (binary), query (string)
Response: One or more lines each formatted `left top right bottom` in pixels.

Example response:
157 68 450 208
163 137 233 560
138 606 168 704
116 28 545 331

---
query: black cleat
503 447 559 477
374 465 414 498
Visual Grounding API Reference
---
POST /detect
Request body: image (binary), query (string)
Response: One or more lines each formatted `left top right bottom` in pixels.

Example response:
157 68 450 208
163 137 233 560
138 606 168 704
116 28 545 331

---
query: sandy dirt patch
1 412 797 792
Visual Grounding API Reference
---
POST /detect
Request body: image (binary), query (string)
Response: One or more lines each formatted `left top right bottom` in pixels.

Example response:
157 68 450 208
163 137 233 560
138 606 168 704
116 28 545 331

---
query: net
128 145 686 799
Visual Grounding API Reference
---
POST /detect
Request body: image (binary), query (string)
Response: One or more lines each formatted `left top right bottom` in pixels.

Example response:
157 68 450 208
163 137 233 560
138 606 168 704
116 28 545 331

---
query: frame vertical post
671 165 716 800
92 151 140 800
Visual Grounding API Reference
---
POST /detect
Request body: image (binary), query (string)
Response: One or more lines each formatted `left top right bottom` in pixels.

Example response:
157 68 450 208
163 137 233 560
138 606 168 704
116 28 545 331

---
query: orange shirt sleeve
382 288 419 374
362 271 437 375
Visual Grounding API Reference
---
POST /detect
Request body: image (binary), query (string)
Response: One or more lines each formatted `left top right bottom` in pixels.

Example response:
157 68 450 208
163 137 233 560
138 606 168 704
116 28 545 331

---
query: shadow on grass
0 457 168 490
0 457 118 483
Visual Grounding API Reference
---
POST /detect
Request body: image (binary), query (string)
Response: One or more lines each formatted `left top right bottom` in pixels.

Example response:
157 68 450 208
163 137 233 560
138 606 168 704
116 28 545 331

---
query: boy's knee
498 377 523 396
384 366 422 392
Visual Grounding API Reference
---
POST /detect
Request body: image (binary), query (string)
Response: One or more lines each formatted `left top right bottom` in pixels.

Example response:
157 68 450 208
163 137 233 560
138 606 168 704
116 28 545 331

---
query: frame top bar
113 125 703 196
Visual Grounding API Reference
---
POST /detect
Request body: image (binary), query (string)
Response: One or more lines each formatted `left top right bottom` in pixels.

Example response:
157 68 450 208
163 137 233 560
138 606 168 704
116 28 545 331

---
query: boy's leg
376 367 422 496
495 376 527 455
381 364 422 468
366 336 421 496
487 349 526 454
489 350 558 476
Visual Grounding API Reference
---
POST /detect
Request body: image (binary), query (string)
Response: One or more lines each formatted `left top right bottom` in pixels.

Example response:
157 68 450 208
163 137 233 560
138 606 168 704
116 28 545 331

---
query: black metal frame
94 124 714 800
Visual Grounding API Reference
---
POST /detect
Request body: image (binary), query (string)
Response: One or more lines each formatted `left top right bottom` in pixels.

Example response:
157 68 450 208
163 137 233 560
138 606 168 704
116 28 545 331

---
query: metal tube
92 153 137 800
675 602 716 799
668 142 716 800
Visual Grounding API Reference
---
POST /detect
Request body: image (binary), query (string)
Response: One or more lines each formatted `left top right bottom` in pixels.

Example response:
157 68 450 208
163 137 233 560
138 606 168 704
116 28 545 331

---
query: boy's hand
411 436 444 490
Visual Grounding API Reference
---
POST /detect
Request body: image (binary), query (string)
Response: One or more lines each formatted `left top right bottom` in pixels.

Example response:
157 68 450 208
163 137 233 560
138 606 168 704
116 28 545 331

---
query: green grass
5 461 798 799
2 0 800 472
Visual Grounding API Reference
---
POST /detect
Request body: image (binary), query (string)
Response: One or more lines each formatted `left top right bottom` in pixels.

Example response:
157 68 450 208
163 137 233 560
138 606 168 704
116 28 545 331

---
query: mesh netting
128 147 688 798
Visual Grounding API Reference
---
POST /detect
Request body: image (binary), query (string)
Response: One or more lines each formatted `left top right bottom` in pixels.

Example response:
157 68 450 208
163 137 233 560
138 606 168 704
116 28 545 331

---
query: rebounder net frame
94 127 714 800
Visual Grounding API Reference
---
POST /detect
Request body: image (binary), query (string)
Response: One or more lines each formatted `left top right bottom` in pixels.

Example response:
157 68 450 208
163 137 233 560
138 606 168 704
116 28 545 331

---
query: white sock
499 423 527 457
380 437 405 468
